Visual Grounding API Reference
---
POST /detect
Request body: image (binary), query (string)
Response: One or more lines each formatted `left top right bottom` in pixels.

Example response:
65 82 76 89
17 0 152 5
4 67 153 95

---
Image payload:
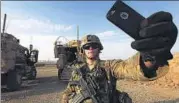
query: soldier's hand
131 11 178 62
61 94 68 103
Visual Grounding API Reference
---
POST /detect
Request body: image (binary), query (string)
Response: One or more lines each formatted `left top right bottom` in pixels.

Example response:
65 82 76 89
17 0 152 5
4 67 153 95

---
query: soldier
61 12 178 103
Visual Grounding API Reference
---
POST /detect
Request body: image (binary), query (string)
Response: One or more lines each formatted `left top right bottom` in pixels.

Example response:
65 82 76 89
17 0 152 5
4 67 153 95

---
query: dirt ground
117 52 179 103
1 53 179 103
117 80 179 103
1 66 68 103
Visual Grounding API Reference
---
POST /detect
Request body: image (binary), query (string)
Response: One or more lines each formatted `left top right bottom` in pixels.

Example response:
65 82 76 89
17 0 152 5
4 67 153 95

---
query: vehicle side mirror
30 50 39 63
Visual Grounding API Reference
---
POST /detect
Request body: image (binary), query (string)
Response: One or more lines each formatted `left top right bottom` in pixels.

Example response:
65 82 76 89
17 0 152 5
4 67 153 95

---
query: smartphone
106 0 145 40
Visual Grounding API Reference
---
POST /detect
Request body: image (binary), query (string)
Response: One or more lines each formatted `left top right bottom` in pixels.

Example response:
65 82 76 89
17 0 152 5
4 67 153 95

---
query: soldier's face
83 43 100 59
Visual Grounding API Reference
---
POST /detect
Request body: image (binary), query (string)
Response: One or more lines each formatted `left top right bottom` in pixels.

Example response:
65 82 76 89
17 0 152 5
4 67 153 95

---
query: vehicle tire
27 68 37 80
7 69 22 91
58 69 63 80
1 74 7 85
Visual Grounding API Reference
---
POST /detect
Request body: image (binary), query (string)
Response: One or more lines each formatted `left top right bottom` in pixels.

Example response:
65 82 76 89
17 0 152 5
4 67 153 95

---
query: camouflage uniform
61 35 169 103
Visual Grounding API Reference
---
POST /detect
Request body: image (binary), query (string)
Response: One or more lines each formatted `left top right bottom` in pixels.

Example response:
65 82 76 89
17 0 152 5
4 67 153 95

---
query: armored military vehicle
1 14 39 91
54 36 81 80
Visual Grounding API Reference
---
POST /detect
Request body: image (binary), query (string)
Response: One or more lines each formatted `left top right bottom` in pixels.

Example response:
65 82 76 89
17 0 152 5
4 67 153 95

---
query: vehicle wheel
1 74 7 85
7 69 22 91
27 68 37 80
58 69 63 80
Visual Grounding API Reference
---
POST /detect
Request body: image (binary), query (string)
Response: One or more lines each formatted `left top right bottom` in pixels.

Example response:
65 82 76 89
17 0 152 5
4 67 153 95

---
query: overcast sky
1 1 179 61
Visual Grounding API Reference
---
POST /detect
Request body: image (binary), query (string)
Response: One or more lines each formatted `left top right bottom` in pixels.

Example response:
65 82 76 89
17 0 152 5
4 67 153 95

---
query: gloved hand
131 11 178 63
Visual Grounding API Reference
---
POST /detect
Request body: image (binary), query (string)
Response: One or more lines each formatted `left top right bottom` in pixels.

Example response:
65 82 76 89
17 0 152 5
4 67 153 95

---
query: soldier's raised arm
105 53 169 80
105 11 178 81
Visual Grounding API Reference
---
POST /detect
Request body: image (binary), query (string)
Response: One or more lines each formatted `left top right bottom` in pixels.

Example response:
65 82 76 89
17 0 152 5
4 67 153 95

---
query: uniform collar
85 58 100 71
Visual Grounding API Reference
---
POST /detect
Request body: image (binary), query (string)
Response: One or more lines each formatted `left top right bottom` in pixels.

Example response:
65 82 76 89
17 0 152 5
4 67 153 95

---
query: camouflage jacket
61 53 169 103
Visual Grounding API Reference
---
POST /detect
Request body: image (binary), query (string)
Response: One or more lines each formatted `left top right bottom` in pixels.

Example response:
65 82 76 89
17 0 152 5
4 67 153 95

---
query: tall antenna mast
2 14 7 34
77 25 79 48
77 25 80 61
29 36 33 52
30 36 33 44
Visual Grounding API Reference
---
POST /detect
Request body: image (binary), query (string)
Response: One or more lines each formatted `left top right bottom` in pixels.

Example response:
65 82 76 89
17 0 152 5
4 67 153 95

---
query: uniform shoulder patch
99 60 106 68
70 62 87 81
71 62 85 71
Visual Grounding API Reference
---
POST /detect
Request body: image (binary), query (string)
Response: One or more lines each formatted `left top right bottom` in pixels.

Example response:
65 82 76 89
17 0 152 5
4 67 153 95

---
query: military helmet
81 34 103 51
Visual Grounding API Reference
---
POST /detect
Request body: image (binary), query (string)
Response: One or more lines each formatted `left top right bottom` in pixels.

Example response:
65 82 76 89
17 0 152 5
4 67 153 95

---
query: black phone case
106 0 145 40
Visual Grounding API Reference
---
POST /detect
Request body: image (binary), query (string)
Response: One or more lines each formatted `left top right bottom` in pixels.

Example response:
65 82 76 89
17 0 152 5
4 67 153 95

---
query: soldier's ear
82 50 86 55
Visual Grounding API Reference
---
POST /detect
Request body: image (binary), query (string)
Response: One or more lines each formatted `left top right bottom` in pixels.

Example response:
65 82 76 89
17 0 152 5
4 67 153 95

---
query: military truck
54 36 81 80
1 14 39 91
